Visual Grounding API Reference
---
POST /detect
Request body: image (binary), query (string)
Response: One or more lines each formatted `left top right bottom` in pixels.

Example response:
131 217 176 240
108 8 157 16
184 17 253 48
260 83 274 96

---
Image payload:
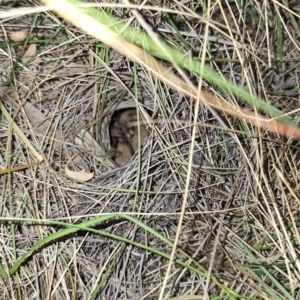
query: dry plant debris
0 1 300 299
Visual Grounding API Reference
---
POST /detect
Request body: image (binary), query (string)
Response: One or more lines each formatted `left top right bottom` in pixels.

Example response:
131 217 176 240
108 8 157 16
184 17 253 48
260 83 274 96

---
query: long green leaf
64 0 298 127
6 215 238 297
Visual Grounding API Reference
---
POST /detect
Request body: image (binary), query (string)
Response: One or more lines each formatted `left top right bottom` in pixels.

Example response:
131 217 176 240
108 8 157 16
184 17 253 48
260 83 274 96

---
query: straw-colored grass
0 1 300 299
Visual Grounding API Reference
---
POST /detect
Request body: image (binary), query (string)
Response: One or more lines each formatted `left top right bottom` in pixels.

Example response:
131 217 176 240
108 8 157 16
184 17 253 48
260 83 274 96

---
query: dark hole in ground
109 108 149 166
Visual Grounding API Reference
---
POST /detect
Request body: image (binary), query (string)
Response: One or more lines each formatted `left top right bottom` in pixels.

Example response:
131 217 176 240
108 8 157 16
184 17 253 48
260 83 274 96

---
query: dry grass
0 0 300 299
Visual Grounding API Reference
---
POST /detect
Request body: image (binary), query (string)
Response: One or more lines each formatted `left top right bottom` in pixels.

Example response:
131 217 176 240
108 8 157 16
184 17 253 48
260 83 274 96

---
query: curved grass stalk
5 215 241 298
41 0 300 140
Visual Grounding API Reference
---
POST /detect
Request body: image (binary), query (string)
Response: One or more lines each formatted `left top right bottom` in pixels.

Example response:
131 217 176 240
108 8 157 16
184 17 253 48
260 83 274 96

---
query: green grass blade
7 215 239 297
233 238 294 300
0 264 7 279
65 0 298 128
